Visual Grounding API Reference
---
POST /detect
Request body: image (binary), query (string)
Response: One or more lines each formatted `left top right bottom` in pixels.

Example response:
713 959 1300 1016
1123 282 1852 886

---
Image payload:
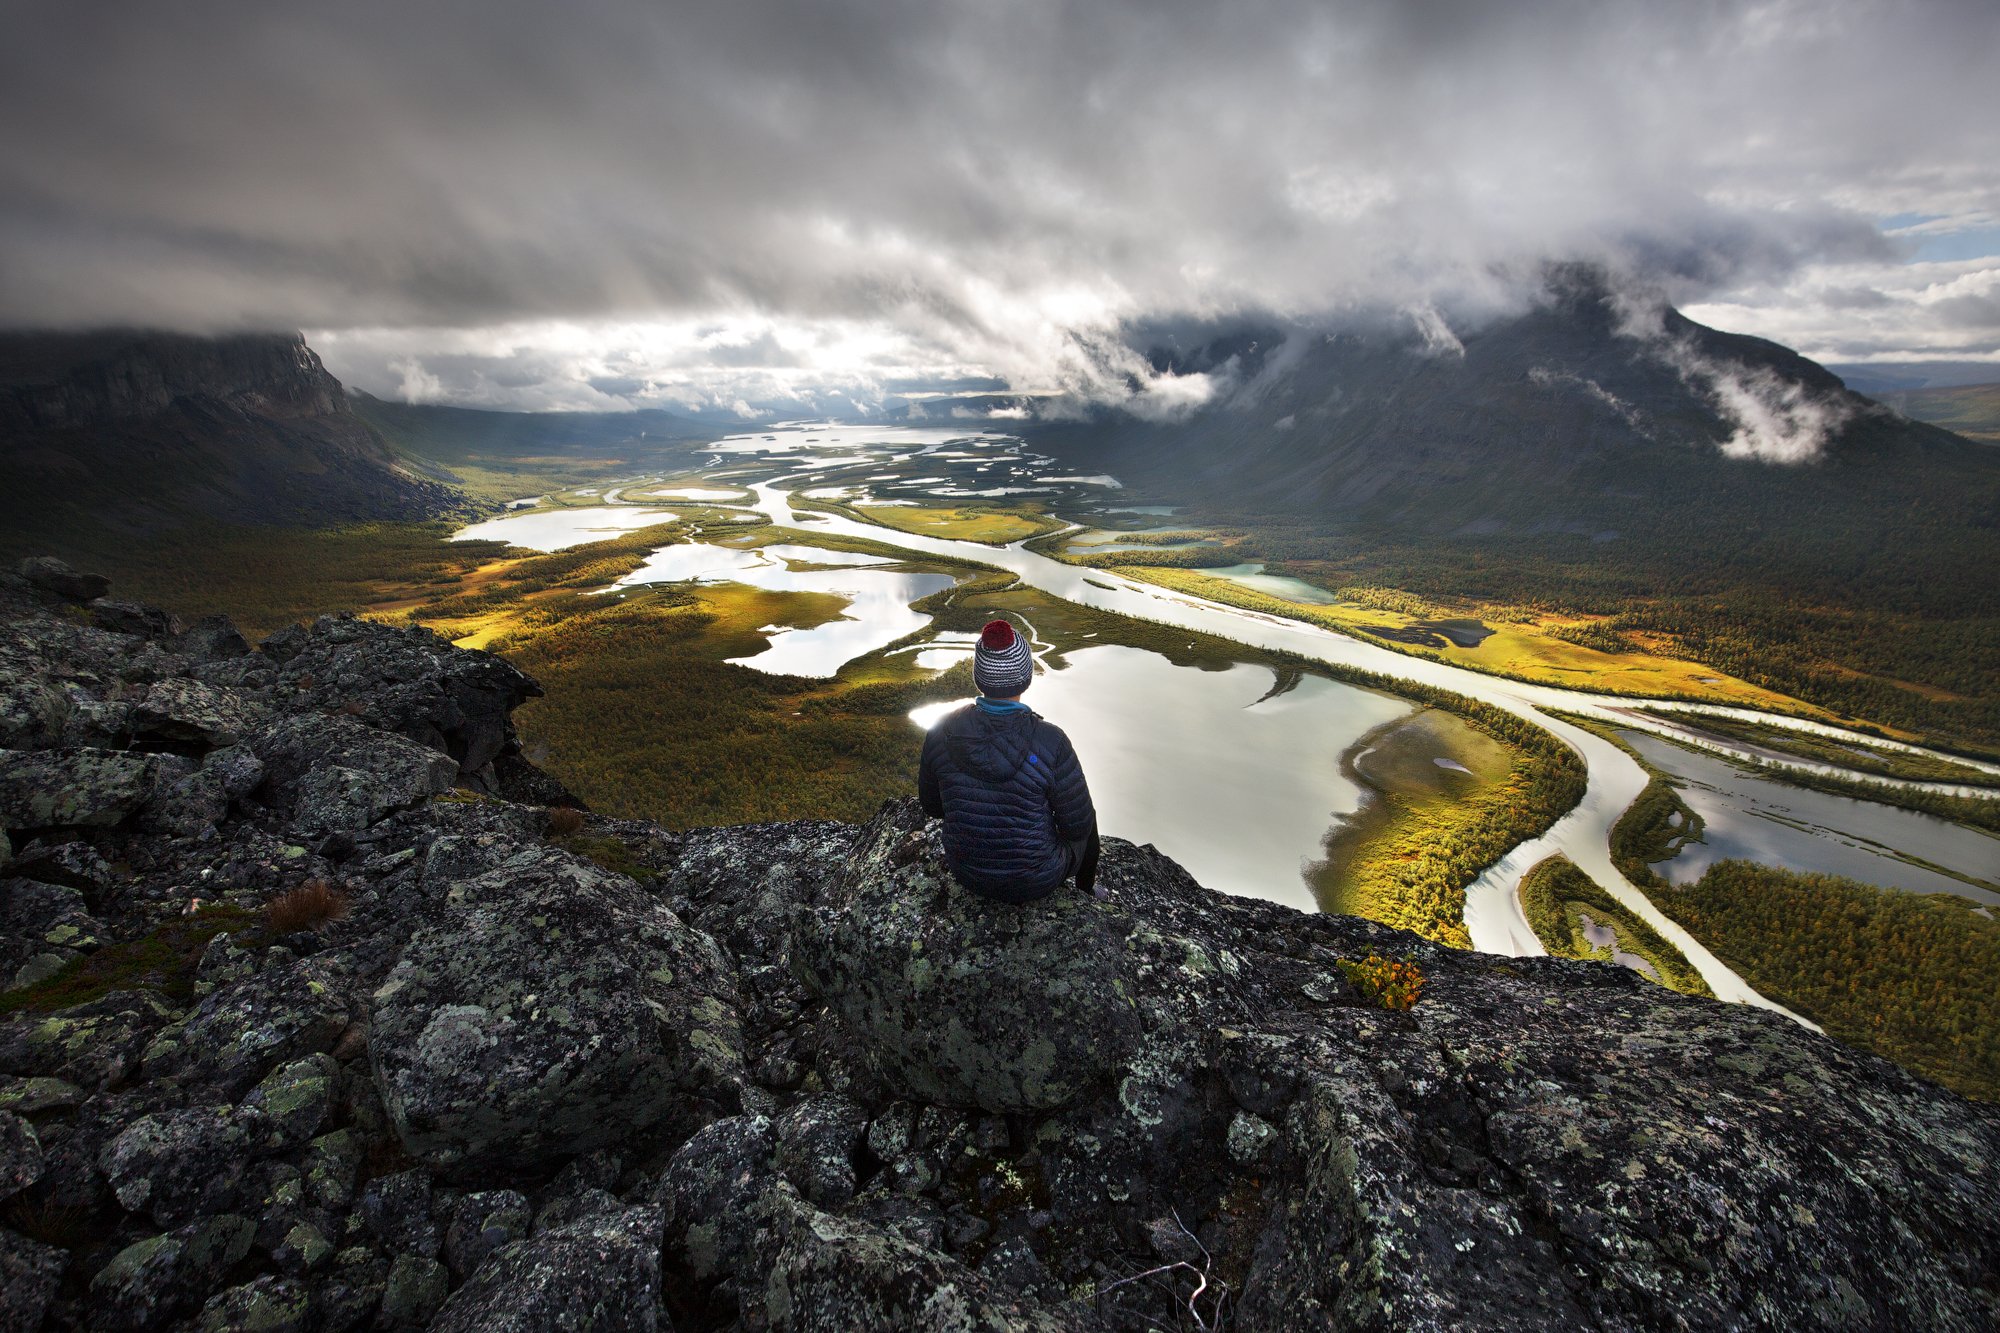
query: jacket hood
939 704 1038 783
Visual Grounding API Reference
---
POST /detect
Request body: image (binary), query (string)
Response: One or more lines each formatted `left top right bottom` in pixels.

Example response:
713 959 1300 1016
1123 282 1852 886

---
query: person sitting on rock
918 618 1101 902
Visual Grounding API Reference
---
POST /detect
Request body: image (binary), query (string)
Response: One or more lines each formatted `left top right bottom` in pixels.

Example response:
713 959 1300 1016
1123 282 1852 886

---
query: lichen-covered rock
0 989 178 1090
429 1204 667 1333
101 1104 258 1227
141 955 350 1097
357 1167 440 1259
0 1108 44 1200
0 1224 67 1333
253 614 543 792
195 1274 311 1333
774 1095 869 1210
89 1213 257 1331
443 1188 531 1280
371 844 745 1174
649 1112 777 1282
239 1053 337 1151
128 678 267 751
308 1246 386 1333
0 878 102 980
761 1194 1096 1332
0 747 174 830
379 1253 450 1329
251 714 457 836
17 556 109 603
795 802 1142 1113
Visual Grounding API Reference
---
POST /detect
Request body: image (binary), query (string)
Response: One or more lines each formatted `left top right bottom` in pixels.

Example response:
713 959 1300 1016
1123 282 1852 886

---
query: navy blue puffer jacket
918 703 1096 902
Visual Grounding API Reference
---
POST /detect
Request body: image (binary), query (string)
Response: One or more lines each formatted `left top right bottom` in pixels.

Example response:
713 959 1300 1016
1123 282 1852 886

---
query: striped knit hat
973 618 1033 697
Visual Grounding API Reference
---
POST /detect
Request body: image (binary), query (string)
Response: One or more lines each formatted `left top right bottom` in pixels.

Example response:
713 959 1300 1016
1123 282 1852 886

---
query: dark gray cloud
1 0 1995 407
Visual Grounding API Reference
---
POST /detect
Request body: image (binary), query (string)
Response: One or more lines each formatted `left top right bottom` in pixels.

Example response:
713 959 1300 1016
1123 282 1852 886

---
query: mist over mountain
1034 271 1999 539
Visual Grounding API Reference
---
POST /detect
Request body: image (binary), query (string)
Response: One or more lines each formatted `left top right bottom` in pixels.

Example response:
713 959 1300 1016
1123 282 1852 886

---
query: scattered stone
1225 1110 1278 1168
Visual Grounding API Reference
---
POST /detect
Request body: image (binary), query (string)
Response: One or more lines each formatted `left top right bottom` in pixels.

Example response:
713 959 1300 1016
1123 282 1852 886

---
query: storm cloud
1 0 1994 408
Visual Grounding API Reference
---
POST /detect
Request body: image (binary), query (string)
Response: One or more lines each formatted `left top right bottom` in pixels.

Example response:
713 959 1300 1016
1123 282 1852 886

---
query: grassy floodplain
1105 563 1819 714
791 495 1069 546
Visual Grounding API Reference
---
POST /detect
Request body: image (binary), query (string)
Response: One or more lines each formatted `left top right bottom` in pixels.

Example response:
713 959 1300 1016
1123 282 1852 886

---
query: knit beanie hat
973 618 1033 697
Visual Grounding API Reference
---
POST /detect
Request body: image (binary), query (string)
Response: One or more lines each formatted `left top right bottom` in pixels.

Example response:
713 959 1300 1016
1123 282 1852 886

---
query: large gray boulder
0 747 178 830
371 845 746 1175
429 1204 666 1333
794 802 1143 1113
251 713 457 836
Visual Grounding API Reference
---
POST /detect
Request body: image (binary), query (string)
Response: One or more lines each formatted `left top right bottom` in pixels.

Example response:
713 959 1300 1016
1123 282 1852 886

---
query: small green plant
545 806 587 837
0 903 256 1015
1338 953 1427 1011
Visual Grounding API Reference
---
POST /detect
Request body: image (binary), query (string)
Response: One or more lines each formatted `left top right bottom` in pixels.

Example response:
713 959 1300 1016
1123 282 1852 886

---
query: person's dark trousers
964 828 1101 904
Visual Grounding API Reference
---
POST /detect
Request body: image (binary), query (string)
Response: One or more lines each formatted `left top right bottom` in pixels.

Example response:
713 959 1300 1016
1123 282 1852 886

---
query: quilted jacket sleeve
918 727 945 817
1039 723 1095 841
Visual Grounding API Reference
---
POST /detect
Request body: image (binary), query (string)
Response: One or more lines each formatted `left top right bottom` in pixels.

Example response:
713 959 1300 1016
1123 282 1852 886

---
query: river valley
456 423 2000 1020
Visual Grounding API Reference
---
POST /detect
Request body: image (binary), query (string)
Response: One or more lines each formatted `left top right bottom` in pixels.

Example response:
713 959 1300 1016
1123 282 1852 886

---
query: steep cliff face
0 332 350 433
0 331 467 552
0 560 1995 1332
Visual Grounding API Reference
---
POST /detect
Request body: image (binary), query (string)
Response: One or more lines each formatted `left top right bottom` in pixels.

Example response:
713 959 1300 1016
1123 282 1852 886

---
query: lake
913 644 1409 910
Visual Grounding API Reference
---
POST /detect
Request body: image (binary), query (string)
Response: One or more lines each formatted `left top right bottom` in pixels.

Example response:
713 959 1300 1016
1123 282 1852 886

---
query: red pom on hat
979 619 1016 649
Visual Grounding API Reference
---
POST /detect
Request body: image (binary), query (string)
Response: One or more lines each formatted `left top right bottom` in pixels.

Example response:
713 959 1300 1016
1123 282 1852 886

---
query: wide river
463 425 2000 1020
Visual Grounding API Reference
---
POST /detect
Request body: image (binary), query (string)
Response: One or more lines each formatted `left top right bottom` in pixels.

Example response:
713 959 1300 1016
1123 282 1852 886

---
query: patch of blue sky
1904 226 2000 264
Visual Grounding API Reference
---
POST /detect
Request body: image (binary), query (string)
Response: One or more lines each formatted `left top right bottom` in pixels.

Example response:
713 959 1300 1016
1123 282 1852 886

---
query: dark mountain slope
1039 277 1996 541
1033 277 2000 747
0 330 467 557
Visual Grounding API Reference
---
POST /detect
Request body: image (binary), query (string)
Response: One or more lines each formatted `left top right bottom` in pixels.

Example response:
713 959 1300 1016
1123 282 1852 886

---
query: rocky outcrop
0 562 1996 1332
0 331 470 553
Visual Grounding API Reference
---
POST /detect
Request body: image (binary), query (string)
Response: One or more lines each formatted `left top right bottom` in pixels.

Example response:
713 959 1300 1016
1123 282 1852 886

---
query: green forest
1653 861 2000 1102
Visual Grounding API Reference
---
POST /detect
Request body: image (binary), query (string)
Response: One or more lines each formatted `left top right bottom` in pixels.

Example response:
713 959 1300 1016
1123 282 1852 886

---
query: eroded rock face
795 803 1144 1114
370 845 746 1175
